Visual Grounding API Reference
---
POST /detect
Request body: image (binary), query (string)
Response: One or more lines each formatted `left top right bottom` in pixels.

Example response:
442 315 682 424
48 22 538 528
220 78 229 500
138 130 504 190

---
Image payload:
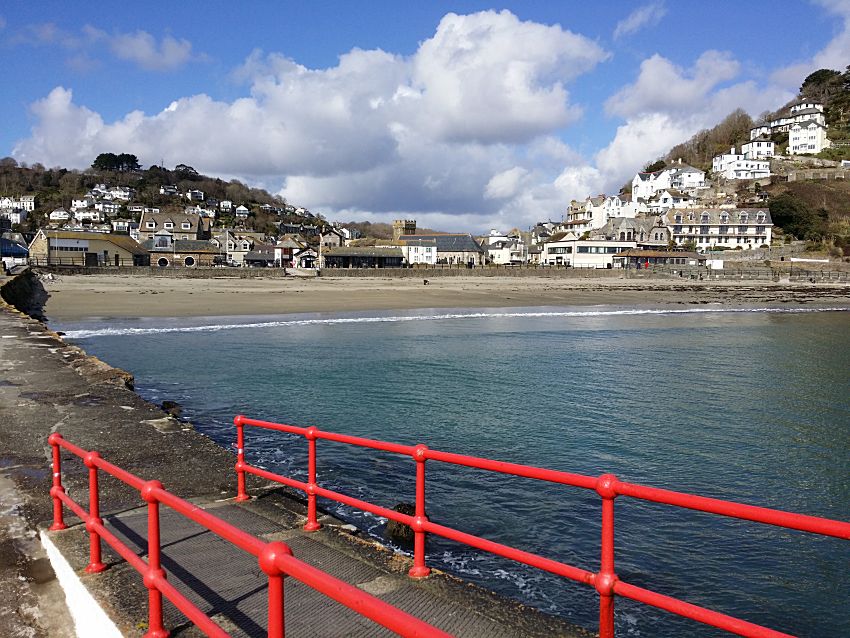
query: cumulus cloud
606 50 740 118
613 2 666 40
13 11 608 230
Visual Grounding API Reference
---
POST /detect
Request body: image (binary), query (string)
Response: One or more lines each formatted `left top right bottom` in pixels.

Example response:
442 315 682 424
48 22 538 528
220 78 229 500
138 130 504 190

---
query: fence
234 415 850 638
47 433 449 638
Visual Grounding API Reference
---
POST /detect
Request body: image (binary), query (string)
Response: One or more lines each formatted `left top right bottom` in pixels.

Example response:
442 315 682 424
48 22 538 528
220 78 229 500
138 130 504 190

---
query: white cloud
613 2 666 40
606 51 740 118
107 31 195 71
13 11 609 231
485 167 529 199
771 0 850 88
411 10 608 143
12 23 199 71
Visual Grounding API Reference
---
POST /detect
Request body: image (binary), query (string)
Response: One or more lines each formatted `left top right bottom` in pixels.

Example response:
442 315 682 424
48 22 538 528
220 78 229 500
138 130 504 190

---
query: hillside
0 156 305 235
664 66 850 169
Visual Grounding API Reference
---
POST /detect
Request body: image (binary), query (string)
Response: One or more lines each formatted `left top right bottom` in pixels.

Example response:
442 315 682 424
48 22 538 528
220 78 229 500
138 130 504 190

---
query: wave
61 306 850 339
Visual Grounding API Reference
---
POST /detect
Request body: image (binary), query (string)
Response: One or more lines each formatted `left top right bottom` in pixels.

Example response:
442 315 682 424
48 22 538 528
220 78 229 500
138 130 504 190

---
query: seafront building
663 208 773 249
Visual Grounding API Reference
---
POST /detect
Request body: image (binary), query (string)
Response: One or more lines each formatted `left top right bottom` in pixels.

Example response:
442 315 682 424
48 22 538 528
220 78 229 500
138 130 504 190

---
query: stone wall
319 266 626 278
33 265 291 279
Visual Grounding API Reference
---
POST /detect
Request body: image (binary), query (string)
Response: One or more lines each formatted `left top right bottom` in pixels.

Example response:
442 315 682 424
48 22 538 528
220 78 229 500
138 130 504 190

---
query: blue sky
2 1 849 231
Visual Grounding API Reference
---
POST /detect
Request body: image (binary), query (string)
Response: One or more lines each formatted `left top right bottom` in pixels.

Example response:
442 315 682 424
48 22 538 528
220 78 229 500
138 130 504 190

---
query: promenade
0 280 587 637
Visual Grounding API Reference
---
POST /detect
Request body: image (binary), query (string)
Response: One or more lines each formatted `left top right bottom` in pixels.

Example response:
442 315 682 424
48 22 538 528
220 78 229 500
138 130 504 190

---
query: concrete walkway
0 281 588 637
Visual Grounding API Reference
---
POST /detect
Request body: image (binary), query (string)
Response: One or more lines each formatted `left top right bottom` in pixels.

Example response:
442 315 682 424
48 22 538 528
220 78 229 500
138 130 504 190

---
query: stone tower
392 219 416 240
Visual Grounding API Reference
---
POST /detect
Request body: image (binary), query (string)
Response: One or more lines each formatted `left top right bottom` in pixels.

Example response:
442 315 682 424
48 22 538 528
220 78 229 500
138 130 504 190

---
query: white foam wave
61 306 849 339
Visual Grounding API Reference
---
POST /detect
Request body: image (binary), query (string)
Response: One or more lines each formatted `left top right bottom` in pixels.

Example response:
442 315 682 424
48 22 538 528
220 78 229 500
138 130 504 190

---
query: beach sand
40 273 850 321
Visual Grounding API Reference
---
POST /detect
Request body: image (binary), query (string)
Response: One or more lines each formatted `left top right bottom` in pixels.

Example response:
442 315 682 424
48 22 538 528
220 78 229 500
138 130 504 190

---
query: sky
1 1 849 232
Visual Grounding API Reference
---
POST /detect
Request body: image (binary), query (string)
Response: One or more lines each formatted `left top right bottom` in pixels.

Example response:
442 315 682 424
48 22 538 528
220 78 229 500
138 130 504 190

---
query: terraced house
138 211 211 242
664 208 772 250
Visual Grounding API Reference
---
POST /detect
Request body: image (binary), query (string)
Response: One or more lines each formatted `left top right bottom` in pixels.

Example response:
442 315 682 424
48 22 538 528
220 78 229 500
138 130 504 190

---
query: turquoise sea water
58 305 850 637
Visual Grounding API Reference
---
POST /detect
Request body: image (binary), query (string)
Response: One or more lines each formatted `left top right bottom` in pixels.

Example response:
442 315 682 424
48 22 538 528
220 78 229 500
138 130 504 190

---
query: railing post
304 427 321 531
234 415 249 502
141 481 169 638
83 452 106 573
260 542 293 638
409 444 430 578
595 474 619 638
48 433 67 531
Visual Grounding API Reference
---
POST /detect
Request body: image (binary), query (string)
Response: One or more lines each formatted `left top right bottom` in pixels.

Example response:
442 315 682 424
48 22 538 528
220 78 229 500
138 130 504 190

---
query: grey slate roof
324 247 404 258
399 234 483 253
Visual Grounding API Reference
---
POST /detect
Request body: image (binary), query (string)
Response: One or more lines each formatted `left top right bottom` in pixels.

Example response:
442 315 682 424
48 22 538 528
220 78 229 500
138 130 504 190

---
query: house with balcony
741 138 775 160
664 208 772 250
788 120 832 155
540 234 636 268
711 147 771 180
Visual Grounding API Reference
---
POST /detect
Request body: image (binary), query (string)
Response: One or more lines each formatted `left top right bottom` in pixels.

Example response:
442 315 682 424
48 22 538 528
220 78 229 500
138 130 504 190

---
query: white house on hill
711 147 771 180
788 120 832 155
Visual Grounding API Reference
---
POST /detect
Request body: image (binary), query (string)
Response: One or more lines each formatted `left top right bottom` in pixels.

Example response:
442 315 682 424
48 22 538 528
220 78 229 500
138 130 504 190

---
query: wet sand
41 274 850 320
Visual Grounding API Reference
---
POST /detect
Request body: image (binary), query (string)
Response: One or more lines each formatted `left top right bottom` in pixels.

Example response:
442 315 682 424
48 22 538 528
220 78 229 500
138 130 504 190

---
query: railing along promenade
234 415 850 638
47 433 450 638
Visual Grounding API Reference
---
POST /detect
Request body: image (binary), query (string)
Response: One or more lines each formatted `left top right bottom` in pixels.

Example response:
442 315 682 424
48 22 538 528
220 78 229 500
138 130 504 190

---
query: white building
401 238 437 265
0 209 27 225
631 162 706 201
220 200 233 211
711 147 771 180
741 138 775 160
19 195 36 212
788 120 832 155
540 235 637 268
665 208 772 250
49 208 71 222
160 185 179 196
109 186 135 201
74 209 103 222
186 189 205 202
235 205 250 219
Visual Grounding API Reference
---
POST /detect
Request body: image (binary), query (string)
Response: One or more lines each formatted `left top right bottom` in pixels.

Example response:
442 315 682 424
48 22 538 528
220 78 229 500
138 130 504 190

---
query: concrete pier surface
0 274 589 637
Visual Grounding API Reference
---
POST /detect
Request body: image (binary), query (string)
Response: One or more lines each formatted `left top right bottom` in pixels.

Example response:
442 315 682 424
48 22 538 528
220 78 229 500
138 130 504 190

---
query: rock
384 502 417 548
161 400 183 417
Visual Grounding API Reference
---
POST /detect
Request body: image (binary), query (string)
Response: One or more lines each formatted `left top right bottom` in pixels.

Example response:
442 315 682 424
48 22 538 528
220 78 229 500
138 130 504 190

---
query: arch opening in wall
184 256 196 267
157 257 169 268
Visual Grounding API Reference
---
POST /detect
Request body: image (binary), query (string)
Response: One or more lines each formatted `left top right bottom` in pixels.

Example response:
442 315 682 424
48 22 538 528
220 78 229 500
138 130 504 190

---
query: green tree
769 193 826 240
92 153 119 171
643 159 666 173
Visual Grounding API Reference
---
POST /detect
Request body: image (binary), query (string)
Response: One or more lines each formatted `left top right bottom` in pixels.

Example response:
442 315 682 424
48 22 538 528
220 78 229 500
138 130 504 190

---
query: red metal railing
234 415 850 638
47 433 451 638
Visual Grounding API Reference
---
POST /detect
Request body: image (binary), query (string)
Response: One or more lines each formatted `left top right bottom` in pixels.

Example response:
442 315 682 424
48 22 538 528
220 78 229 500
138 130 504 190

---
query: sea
56 304 850 637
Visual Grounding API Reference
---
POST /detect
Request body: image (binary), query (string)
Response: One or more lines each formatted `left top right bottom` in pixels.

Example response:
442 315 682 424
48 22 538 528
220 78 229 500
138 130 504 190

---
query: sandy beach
39 273 850 321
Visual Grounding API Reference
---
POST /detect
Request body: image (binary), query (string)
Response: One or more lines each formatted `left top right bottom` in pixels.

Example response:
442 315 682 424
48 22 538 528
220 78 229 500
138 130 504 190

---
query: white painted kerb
40 531 123 638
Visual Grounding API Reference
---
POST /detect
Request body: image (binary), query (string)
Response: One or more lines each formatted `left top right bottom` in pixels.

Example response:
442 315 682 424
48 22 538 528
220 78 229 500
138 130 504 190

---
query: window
164 222 174 229
182 222 191 230
146 222 156 229
157 257 169 267
184 256 195 267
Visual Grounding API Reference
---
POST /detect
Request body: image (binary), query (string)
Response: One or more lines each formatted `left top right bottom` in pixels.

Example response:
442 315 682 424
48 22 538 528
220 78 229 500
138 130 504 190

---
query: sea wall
320 266 626 278
34 265 291 278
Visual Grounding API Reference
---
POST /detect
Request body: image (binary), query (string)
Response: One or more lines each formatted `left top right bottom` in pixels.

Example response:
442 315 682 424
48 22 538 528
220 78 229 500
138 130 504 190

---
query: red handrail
234 414 850 638
47 433 451 638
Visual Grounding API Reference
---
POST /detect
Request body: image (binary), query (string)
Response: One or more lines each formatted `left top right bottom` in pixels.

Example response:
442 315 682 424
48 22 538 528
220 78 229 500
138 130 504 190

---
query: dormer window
700 214 709 224
182 222 191 230
146 221 156 229
720 214 729 224
674 215 682 223
242 241 250 250
164 222 174 229
739 213 748 223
